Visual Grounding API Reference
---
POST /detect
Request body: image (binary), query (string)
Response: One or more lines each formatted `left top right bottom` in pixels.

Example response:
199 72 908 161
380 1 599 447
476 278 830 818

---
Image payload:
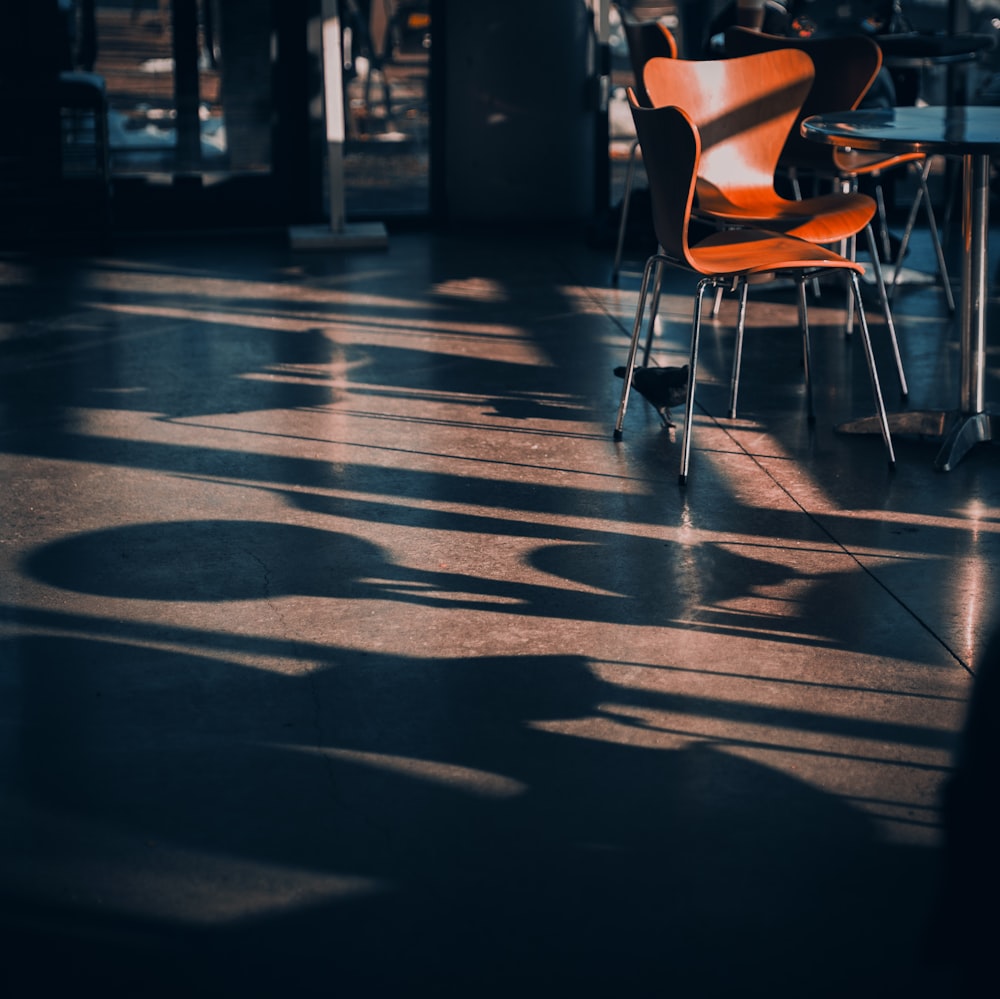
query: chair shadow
2 626 945 998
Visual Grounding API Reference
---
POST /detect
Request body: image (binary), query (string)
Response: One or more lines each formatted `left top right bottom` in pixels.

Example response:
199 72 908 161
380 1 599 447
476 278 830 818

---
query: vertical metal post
935 143 993 471
960 153 990 415
172 0 201 173
322 0 346 233
947 0 971 104
289 0 387 249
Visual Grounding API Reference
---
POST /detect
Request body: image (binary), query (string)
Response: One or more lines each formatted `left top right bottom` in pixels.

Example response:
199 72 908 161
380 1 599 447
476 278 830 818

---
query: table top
873 31 996 68
801 105 1000 156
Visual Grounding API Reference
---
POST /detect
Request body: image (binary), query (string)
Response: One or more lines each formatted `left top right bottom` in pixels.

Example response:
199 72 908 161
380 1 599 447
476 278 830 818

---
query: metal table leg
837 153 996 469
934 152 995 470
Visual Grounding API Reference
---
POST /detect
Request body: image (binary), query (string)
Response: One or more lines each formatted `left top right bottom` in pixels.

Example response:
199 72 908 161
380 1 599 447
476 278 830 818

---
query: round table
873 31 996 71
802 105 1000 470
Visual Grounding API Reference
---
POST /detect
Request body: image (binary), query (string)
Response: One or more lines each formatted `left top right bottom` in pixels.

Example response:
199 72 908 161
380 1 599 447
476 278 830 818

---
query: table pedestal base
936 412 997 471
836 409 997 470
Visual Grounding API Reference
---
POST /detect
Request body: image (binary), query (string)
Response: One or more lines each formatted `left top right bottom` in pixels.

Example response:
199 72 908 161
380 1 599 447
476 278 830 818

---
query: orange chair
723 26 954 313
639 48 907 406
610 5 678 285
613 96 896 484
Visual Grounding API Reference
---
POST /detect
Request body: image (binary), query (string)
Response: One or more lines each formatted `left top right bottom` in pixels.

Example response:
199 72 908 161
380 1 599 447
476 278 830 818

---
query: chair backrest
627 91 700 271
722 26 882 169
614 2 678 106
642 48 815 205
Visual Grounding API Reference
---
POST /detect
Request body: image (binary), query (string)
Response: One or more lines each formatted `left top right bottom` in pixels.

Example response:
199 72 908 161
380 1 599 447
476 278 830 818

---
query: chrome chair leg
789 168 823 300
889 158 955 313
642 256 666 366
680 279 711 485
615 252 666 438
797 277 815 423
874 177 892 261
864 222 909 399
840 209 906 404
889 161 926 295
850 271 896 468
727 278 750 418
844 231 857 336
921 166 956 313
611 140 640 286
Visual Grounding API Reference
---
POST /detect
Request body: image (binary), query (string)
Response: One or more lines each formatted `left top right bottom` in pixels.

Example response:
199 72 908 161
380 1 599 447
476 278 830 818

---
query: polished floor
1 205 998 996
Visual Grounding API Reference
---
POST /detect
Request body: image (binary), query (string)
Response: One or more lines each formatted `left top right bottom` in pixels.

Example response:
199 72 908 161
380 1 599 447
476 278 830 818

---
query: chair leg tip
613 428 623 442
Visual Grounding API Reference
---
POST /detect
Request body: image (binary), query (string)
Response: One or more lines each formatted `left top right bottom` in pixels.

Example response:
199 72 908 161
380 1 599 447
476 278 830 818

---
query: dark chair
610 4 677 285
56 70 113 247
724 25 954 313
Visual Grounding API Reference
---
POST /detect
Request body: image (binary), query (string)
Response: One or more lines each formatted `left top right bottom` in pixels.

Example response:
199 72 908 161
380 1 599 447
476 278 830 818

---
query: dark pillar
173 0 203 172
216 0 274 171
440 0 598 225
947 0 971 105
0 2 64 211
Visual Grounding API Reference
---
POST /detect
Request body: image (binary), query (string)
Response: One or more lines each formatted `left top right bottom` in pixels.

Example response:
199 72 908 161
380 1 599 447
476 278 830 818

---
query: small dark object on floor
614 364 689 427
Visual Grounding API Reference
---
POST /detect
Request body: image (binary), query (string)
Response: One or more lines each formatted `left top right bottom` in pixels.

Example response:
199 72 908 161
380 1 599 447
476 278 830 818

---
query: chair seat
833 147 925 176
695 183 876 243
689 227 866 277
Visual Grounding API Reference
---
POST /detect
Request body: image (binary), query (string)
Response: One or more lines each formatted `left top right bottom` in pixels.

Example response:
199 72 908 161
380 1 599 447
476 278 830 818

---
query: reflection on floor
1 212 996 997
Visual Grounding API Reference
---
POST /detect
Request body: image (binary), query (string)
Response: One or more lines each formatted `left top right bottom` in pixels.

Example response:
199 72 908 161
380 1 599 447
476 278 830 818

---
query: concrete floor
1 212 997 996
